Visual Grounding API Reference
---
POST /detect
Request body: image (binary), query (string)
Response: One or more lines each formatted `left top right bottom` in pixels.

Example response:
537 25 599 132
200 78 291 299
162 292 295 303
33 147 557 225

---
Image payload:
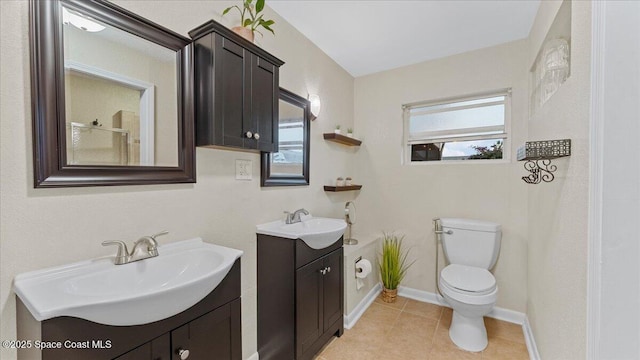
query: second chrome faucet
102 231 168 265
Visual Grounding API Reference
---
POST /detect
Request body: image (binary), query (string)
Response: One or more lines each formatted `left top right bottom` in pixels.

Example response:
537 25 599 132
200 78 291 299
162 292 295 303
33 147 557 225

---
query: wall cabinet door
250 56 278 152
214 35 250 148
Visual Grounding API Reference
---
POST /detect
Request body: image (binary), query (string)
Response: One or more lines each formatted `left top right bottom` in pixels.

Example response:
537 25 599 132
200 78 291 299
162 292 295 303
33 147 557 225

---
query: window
403 90 510 163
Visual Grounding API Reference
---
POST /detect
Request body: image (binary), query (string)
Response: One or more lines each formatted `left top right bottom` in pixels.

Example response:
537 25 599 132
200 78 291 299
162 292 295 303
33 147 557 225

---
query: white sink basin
13 238 242 326
256 217 347 249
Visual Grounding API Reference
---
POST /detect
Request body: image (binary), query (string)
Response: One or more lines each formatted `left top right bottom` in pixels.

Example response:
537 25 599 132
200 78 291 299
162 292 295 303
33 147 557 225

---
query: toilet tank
439 218 501 269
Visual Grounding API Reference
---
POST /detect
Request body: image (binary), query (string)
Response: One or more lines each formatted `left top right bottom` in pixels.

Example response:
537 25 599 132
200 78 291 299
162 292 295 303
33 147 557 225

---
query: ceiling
269 1 541 77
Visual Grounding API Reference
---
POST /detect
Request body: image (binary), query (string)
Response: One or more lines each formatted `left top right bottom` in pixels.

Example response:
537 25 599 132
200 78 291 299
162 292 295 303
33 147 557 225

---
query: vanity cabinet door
295 257 324 359
113 333 169 360
322 249 343 332
171 298 242 360
295 248 344 359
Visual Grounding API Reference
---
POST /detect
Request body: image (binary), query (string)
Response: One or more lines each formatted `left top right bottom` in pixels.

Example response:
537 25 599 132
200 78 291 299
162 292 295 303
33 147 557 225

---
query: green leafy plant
223 0 275 36
379 233 414 290
335 124 341 130
347 128 353 133
468 140 503 159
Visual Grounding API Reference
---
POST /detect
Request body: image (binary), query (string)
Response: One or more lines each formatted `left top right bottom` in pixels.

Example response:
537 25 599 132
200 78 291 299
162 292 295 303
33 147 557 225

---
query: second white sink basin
256 217 347 249
13 238 243 326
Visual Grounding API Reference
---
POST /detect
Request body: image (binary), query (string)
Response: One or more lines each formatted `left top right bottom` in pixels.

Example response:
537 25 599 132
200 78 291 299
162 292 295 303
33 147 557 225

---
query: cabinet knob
253 133 260 140
319 268 327 275
245 131 253 139
326 266 331 273
177 348 190 360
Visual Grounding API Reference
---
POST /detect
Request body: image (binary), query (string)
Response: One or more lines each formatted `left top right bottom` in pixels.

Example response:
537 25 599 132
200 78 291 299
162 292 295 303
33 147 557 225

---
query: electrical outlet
235 159 252 180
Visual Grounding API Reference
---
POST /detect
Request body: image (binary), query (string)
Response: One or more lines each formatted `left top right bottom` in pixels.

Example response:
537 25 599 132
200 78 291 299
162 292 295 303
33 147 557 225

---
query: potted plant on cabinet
347 128 354 138
379 233 414 303
223 0 275 43
334 125 341 134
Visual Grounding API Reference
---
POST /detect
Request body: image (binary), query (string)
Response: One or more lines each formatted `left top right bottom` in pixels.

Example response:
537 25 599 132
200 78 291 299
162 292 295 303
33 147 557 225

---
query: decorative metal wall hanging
517 139 571 184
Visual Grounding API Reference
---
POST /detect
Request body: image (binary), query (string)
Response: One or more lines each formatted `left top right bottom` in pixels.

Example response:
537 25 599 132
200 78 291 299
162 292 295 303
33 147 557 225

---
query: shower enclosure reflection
62 4 178 167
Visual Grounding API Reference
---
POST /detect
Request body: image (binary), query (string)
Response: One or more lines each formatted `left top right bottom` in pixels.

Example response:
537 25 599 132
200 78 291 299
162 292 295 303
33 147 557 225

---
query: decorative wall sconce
517 139 571 184
308 94 321 120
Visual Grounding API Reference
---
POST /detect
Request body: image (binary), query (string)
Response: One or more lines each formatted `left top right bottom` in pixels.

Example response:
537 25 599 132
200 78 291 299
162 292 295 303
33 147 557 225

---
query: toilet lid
441 264 496 293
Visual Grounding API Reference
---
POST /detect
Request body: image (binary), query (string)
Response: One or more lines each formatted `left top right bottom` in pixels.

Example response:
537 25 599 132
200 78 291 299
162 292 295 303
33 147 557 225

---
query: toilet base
449 310 488 352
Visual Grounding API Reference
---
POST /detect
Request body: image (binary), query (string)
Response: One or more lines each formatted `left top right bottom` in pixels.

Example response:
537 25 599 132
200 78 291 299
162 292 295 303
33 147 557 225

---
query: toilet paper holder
355 256 362 273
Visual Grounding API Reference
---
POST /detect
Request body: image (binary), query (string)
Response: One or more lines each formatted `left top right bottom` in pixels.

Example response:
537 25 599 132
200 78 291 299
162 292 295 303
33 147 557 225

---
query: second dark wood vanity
257 235 344 360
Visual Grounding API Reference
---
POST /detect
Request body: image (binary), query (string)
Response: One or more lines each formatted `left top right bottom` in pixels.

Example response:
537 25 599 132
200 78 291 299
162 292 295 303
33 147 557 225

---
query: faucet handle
102 241 130 264
151 230 169 240
284 211 294 224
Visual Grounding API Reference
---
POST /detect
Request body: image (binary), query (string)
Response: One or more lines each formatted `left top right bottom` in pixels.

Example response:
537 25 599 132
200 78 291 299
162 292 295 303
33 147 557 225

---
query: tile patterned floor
316 296 529 360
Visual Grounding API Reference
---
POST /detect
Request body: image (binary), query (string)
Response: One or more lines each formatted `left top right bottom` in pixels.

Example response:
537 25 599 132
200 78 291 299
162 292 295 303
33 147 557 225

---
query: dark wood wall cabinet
189 21 285 152
257 235 344 360
22 260 242 360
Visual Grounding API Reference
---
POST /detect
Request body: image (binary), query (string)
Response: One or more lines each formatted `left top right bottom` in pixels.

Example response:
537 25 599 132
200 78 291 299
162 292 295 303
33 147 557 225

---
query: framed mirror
30 0 195 187
261 88 310 187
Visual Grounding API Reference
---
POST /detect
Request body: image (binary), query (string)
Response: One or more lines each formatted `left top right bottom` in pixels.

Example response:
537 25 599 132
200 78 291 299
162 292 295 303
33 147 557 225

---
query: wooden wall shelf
323 133 362 146
324 185 362 192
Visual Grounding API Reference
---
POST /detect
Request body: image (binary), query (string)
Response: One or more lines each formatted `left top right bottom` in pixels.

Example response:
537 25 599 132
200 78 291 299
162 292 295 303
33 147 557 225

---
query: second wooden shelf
323 185 362 192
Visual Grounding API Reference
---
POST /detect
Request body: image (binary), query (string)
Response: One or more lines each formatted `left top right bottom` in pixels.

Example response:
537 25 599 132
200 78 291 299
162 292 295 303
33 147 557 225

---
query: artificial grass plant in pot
379 233 414 303
223 0 275 43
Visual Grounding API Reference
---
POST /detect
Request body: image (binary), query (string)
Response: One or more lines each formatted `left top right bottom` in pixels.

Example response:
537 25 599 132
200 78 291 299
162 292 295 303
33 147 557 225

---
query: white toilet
438 218 501 352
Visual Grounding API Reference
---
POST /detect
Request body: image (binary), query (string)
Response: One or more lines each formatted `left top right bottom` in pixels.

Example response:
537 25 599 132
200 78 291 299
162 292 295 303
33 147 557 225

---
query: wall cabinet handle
253 133 260 140
245 131 253 139
326 266 331 273
319 268 327 275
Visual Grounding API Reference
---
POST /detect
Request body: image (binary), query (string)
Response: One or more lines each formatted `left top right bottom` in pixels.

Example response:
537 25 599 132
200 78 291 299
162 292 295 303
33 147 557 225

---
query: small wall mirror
31 0 194 187
261 88 310 186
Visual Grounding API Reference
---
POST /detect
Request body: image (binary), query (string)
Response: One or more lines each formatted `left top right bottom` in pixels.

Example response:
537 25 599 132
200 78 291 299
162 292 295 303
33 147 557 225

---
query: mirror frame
261 88 310 187
30 0 195 187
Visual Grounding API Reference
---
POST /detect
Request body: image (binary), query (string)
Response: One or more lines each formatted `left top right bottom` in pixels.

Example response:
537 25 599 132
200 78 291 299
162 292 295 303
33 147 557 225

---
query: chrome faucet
102 231 168 265
284 208 309 224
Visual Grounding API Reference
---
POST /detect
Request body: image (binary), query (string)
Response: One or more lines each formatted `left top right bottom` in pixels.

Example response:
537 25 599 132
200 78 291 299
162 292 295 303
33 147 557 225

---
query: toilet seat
439 264 497 305
441 264 496 294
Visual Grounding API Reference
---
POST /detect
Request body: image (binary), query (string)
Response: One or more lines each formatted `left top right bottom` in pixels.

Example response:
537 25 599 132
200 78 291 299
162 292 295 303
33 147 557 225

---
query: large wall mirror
261 88 310 187
30 0 195 187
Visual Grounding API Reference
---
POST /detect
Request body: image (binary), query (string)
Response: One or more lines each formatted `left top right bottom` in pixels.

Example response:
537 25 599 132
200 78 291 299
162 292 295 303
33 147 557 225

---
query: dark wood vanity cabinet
28 260 242 360
189 21 284 152
257 235 344 360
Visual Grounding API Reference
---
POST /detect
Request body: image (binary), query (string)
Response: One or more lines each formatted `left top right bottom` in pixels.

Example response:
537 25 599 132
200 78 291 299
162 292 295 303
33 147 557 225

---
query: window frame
402 89 512 164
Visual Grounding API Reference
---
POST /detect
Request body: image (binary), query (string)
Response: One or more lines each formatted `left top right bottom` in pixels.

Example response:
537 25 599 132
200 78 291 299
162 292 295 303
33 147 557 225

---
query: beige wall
526 1 591 359
352 40 530 312
0 1 354 359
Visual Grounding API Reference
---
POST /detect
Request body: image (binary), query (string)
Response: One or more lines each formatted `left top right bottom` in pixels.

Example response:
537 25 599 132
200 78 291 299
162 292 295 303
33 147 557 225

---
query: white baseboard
522 317 541 360
245 352 259 360
398 285 538 357
343 283 382 329
397 285 448 307
397 285 525 324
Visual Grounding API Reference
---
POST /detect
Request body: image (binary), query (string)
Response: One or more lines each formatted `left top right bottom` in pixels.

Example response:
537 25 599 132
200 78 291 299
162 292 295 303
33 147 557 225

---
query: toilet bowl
437 218 501 352
439 263 498 351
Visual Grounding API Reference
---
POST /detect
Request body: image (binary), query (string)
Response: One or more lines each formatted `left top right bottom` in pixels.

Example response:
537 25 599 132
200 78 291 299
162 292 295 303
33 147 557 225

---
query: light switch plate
235 159 252 180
